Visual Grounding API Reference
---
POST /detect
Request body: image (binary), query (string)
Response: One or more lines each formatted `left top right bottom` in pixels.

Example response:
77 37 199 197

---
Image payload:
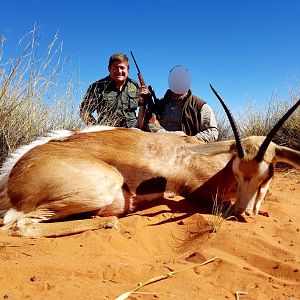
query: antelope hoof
258 210 269 217
235 214 248 222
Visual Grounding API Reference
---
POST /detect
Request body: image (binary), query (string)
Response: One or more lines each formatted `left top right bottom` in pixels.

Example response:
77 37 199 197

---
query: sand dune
0 169 299 300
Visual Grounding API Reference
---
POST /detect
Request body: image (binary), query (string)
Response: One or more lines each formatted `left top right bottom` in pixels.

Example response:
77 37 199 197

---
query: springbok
0 86 299 238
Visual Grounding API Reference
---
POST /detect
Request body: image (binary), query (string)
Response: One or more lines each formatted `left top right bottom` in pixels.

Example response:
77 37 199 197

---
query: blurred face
168 65 191 95
108 61 129 85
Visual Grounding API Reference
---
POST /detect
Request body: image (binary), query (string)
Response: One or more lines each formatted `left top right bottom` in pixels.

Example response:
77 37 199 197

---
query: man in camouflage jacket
79 53 139 128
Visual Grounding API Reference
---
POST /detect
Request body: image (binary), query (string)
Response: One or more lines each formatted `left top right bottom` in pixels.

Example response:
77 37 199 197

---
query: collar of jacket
164 89 192 100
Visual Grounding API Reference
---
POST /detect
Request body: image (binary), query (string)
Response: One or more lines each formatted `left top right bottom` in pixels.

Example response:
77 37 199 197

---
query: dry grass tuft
209 191 234 233
216 93 300 152
0 26 82 164
239 94 300 151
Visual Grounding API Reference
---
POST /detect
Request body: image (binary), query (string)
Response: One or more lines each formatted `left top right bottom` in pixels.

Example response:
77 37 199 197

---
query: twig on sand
0 242 22 249
235 290 247 300
173 249 198 262
281 169 298 179
114 256 218 300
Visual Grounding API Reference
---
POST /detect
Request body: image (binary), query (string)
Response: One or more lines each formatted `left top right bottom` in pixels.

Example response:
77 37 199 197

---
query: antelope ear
275 145 300 169
187 140 237 156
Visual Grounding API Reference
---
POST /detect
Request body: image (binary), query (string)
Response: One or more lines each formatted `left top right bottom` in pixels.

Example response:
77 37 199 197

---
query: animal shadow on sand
125 196 233 227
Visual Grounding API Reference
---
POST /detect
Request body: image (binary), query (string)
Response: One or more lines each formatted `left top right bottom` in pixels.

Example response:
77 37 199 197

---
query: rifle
130 51 160 129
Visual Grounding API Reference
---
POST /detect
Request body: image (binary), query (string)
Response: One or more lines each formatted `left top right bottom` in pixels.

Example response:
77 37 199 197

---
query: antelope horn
256 98 300 162
210 84 245 159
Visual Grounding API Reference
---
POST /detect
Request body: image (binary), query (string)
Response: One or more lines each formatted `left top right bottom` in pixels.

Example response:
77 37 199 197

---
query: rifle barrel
130 51 141 73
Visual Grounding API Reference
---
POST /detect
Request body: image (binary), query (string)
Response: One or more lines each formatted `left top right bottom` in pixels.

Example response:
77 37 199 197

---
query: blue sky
1 0 300 113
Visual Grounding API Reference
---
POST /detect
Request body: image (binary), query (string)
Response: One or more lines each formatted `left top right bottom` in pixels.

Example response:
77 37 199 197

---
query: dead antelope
0 86 299 238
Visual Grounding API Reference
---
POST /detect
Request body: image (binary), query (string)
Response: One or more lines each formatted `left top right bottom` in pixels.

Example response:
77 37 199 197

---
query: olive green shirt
80 76 139 127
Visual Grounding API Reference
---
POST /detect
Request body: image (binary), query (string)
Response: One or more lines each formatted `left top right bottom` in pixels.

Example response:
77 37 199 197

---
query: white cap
168 65 191 94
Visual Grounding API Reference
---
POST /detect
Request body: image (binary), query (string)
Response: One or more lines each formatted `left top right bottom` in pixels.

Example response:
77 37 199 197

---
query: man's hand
149 113 161 126
138 86 149 106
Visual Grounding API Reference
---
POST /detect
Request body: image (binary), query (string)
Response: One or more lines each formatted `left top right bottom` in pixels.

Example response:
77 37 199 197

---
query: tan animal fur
1 88 299 238
0 126 299 238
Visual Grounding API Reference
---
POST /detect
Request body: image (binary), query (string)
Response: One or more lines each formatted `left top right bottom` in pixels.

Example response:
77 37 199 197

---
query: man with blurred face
139 65 219 142
79 53 140 127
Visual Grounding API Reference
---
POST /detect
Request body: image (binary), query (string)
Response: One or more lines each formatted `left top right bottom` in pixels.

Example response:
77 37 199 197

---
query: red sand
0 169 299 300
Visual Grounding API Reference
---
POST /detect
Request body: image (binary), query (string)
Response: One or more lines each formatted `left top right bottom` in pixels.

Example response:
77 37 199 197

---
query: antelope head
190 85 300 217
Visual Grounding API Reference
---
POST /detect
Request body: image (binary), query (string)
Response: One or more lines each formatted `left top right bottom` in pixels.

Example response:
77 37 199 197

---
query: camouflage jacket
80 76 139 127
